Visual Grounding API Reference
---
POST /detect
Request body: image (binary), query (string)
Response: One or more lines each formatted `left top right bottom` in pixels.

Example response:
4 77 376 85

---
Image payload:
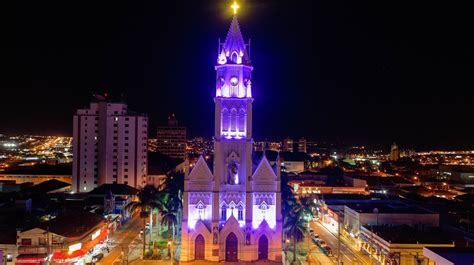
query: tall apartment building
156 114 186 160
298 137 307 153
72 100 148 192
283 137 294 152
390 142 400 161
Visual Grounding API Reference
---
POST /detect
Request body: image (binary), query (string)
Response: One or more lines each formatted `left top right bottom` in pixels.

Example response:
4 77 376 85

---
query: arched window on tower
221 205 227 221
238 205 244 221
259 202 268 220
196 202 205 220
238 108 246 134
230 108 237 132
231 51 238 63
222 108 229 134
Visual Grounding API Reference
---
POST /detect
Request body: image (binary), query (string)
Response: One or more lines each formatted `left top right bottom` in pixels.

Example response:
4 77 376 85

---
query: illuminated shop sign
68 243 82 253
91 229 101 240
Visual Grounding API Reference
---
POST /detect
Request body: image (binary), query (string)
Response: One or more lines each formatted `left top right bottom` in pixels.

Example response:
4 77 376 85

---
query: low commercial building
87 184 138 224
0 230 17 265
290 175 368 196
0 164 72 185
282 161 305 174
0 174 72 185
16 211 108 265
343 203 439 247
359 225 454 265
423 247 474 265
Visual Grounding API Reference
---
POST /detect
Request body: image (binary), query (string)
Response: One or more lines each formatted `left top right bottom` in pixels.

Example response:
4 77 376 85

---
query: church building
180 4 283 263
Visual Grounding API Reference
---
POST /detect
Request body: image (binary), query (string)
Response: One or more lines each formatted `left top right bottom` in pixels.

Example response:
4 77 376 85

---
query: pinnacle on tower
220 16 250 65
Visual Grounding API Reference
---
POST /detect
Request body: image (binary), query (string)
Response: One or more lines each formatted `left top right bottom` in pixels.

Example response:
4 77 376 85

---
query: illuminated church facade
180 12 283 263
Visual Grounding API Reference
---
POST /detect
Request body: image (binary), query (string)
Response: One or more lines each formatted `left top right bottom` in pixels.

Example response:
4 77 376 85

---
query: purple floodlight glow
188 219 197 230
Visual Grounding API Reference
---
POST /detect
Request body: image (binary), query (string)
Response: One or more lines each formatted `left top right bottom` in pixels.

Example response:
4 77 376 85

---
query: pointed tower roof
222 16 250 64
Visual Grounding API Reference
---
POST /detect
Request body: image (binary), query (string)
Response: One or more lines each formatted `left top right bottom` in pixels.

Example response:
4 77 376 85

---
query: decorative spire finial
231 1 240 15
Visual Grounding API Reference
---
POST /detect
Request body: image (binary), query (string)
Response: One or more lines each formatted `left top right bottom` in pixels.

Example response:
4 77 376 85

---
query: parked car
318 240 327 247
323 246 333 256
92 253 104 263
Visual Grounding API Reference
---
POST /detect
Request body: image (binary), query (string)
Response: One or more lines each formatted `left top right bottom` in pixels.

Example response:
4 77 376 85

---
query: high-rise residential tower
72 99 148 192
390 142 400 161
283 137 294 152
156 114 187 160
298 137 307 153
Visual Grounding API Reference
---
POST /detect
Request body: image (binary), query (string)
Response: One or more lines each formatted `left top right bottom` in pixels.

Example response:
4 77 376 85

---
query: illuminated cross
231 1 240 15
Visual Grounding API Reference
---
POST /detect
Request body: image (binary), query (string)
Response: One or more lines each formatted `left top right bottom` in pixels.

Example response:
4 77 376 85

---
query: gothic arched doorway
195 234 205 260
225 232 238 262
258 235 269 260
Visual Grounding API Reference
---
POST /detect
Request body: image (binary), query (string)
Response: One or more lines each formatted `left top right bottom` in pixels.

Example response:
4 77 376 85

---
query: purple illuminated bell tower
180 14 282 263
213 15 253 202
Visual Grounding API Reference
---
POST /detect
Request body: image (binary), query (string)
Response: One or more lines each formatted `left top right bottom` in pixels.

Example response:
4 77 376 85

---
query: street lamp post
167 240 173 264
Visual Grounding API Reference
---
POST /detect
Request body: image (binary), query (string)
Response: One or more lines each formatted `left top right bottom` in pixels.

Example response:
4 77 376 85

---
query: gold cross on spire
231 1 240 15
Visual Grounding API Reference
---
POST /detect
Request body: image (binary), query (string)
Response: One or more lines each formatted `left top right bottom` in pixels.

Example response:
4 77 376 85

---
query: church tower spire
218 16 251 66
180 2 282 261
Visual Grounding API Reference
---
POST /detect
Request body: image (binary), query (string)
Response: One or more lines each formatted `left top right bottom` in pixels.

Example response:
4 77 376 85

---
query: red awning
16 253 47 262
52 229 108 261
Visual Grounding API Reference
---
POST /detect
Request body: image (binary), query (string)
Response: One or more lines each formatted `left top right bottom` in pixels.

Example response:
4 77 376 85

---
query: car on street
317 240 327 247
92 253 104 263
323 246 333 256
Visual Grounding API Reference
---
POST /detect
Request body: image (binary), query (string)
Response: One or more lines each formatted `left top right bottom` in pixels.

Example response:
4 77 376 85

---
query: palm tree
161 203 179 241
281 172 298 218
161 206 178 259
284 211 308 265
160 171 184 236
128 185 162 257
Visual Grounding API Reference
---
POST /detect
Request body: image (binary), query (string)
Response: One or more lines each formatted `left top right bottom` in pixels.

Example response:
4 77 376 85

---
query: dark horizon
2 1 474 150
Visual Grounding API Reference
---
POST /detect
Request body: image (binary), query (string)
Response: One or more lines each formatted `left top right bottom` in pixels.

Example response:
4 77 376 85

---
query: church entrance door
195 234 205 260
225 232 238 262
258 235 269 260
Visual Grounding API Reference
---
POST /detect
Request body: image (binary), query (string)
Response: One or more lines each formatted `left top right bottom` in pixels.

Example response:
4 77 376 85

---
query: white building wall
72 102 147 192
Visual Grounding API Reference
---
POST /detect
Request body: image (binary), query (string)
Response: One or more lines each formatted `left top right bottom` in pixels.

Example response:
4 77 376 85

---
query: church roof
252 155 277 182
188 155 214 182
222 16 250 65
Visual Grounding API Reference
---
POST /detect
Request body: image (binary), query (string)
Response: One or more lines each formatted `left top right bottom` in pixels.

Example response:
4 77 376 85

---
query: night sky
2 1 474 150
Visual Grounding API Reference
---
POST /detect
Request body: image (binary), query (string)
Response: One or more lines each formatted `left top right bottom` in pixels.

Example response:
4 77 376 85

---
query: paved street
98 214 144 265
311 221 370 265
304 232 334 265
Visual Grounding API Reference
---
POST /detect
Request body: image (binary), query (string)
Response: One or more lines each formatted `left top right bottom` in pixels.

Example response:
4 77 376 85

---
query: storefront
106 214 121 235
322 208 339 235
51 229 108 265
15 254 47 265
359 225 454 265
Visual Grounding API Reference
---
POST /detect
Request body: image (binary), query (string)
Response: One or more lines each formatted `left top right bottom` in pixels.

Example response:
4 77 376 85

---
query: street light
167 240 173 264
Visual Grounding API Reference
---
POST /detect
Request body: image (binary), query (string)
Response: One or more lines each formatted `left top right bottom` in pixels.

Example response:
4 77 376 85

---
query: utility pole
337 215 342 265
46 226 50 265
